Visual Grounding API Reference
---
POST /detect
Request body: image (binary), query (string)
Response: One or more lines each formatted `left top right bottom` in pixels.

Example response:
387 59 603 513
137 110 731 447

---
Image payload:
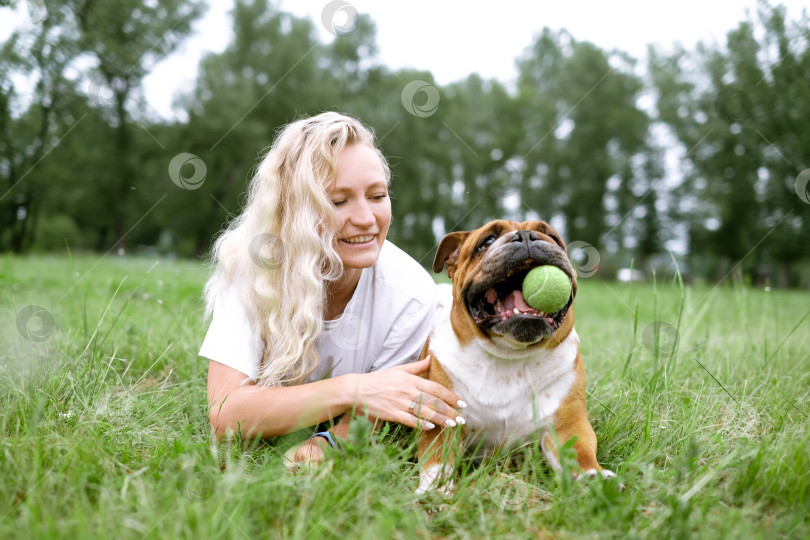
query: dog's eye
477 235 496 251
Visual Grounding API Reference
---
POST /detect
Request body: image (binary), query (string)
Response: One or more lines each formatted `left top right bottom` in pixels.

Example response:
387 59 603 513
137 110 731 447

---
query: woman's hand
345 356 467 430
283 436 329 469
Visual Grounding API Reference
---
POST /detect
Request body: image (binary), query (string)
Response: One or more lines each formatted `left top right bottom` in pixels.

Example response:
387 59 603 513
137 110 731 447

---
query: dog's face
433 220 577 348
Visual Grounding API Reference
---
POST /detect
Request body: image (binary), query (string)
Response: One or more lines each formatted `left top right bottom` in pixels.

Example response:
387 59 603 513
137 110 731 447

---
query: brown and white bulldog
416 219 615 493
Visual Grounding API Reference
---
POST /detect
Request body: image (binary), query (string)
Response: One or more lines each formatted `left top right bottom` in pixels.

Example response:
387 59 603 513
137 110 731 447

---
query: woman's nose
349 199 375 227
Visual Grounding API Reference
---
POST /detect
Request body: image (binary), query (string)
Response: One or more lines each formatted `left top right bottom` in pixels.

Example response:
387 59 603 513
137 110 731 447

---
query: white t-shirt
199 240 437 382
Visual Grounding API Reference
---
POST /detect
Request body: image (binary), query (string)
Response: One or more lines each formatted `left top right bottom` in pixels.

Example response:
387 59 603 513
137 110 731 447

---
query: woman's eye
331 200 347 207
477 235 496 251
371 193 388 201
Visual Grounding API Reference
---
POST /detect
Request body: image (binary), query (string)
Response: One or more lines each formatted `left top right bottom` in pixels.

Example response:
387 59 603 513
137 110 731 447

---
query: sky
0 0 807 119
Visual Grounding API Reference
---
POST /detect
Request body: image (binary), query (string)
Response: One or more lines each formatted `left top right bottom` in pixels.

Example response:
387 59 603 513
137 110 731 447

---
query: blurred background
1 0 808 287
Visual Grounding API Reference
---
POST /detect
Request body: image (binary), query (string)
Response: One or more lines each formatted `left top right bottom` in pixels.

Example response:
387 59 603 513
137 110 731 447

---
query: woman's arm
207 357 465 440
207 360 353 439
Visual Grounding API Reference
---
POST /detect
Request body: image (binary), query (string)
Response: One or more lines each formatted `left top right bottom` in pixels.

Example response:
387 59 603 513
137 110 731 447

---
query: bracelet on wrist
308 431 336 448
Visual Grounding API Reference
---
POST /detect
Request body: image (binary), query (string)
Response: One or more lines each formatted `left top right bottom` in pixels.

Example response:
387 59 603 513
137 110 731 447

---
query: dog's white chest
429 306 578 452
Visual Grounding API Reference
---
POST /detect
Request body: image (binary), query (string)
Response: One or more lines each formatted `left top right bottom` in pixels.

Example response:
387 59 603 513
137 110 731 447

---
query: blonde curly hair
204 112 390 386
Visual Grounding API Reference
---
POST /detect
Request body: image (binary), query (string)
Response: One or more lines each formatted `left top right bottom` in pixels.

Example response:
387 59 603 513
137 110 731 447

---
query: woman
200 112 465 465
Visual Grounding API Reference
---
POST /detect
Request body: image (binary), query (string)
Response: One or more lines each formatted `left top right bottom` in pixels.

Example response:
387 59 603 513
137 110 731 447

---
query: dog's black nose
511 230 540 243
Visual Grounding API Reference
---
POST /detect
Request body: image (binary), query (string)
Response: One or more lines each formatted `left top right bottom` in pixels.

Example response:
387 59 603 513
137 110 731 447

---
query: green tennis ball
522 266 572 313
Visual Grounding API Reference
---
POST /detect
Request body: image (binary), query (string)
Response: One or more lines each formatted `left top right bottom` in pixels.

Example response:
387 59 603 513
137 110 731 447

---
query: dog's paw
418 481 454 498
577 468 624 490
416 464 454 496
599 469 617 480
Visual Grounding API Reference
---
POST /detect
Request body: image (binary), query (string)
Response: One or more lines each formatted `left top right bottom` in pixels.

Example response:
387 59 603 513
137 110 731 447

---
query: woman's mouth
340 234 376 246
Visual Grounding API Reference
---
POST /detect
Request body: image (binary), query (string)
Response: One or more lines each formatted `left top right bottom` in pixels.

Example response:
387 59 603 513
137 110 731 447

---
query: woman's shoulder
372 240 437 300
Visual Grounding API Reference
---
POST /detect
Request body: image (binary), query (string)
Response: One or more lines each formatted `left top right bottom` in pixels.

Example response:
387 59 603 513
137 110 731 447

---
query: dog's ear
433 231 468 278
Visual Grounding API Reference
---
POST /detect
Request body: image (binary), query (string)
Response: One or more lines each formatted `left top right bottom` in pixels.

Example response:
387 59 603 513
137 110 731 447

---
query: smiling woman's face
328 143 391 270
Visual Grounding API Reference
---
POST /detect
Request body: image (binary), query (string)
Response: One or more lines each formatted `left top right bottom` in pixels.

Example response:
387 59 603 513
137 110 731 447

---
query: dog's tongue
485 288 498 304
485 288 543 317
482 287 556 325
503 290 534 313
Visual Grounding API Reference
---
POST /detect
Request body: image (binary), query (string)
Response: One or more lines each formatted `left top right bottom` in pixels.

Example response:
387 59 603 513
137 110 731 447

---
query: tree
516 29 656 268
440 74 525 229
173 0 338 256
0 1 81 252
650 1 810 286
757 3 810 286
69 0 205 251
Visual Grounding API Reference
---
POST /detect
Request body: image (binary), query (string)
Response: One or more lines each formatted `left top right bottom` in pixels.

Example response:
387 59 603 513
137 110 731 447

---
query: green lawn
1 254 808 539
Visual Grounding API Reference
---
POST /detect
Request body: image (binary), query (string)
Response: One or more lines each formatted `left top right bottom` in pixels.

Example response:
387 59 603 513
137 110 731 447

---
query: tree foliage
1 0 808 287
650 2 810 285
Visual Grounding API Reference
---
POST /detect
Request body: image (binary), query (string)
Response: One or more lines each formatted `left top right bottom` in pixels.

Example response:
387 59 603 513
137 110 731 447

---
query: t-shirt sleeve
198 284 262 380
369 292 437 372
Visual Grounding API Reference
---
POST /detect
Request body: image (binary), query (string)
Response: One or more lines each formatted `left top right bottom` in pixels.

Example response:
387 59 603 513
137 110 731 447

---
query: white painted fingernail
425 422 435 430
456 416 465 425
445 419 456 427
457 400 467 409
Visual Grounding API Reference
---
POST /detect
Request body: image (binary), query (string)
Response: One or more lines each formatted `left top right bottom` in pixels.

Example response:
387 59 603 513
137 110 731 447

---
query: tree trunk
4 165 20 253
10 196 28 254
778 260 791 289
95 225 109 252
111 87 132 252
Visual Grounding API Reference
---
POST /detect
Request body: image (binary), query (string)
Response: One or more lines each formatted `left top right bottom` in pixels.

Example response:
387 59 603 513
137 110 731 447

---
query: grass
1 253 808 539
